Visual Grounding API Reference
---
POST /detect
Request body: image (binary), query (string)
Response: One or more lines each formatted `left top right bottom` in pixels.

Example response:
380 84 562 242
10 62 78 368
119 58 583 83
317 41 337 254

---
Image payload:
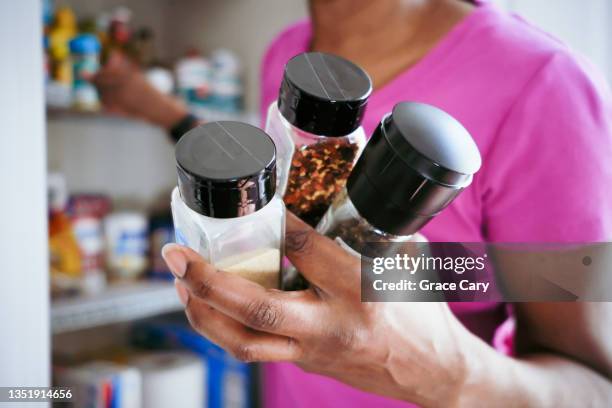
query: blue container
131 319 252 408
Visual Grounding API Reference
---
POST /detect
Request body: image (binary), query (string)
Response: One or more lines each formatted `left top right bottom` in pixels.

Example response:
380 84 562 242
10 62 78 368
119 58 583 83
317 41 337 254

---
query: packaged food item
68 194 112 220
48 6 77 86
55 361 142 408
69 34 101 111
171 121 284 289
45 7 76 107
146 67 174 95
48 173 81 285
130 352 205 408
175 51 213 106
131 318 251 408
133 27 156 67
265 52 372 226
42 0 54 27
72 217 103 260
67 194 112 294
49 212 82 279
48 172 69 214
209 49 243 113
105 6 133 59
148 210 175 280
104 212 149 280
318 102 482 257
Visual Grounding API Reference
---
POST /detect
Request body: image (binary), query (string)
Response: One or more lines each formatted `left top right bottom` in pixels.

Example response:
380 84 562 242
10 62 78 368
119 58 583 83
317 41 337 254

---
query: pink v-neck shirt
259 2 612 407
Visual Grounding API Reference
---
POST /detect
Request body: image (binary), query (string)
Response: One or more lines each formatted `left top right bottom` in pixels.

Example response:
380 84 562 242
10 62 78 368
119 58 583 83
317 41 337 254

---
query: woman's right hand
91 52 187 130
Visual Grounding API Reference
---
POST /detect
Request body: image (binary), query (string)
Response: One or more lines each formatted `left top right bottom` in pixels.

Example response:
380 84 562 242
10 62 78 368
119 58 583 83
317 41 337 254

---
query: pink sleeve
479 51 612 243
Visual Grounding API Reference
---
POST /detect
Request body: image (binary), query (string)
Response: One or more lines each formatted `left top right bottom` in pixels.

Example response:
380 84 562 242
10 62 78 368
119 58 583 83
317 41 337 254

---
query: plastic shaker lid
347 102 482 236
278 52 372 137
175 121 277 218
69 34 101 54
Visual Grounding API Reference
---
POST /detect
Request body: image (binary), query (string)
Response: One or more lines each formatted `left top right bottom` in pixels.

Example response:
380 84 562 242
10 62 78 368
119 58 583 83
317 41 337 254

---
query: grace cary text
372 279 490 293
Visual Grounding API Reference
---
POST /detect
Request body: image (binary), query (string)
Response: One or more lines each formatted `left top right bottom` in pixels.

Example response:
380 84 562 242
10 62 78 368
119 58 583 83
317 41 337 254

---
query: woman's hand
162 213 490 407
91 53 187 129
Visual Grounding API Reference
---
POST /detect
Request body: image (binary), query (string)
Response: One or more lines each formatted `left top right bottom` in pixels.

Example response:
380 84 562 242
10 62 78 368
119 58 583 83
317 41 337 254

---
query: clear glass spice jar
265 52 372 227
317 102 482 257
171 121 284 289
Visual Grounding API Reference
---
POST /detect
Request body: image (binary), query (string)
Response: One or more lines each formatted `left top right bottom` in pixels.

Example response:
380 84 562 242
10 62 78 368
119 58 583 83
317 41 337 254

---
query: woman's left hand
162 212 488 407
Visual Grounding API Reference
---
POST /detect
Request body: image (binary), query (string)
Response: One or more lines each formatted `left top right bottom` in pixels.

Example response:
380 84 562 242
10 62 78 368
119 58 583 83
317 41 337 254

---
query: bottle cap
347 102 482 235
278 52 372 137
69 34 101 54
175 121 277 218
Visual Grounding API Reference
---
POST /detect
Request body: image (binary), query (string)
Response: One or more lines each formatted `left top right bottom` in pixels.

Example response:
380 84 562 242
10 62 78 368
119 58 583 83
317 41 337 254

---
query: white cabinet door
0 0 50 399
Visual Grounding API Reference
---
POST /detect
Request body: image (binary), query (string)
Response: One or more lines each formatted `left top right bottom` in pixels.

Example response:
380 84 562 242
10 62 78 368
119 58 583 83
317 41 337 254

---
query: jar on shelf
265 52 372 227
69 34 101 111
171 121 284 289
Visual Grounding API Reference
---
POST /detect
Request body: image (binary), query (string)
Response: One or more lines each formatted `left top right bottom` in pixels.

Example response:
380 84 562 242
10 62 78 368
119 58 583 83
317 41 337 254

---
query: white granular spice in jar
216 248 280 289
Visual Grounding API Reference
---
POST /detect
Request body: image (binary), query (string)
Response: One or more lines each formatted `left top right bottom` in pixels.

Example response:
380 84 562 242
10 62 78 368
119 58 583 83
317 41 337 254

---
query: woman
95 0 612 406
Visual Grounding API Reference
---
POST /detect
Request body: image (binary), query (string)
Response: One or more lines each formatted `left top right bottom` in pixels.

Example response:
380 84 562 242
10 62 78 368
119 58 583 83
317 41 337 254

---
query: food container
265 52 371 226
104 212 149 280
69 34 101 111
317 102 482 257
171 121 284 289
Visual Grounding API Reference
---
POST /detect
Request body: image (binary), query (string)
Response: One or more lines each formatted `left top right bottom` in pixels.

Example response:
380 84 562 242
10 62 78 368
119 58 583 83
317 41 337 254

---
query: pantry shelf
51 281 183 334
46 106 258 125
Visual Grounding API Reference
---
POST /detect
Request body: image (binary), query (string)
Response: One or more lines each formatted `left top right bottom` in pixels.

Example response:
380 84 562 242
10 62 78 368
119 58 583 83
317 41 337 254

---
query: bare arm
477 302 612 406
458 248 612 407
92 53 188 130
163 214 612 407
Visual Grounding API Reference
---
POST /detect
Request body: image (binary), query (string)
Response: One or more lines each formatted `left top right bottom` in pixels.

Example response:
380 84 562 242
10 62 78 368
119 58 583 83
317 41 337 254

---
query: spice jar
317 102 482 257
265 52 372 227
171 121 284 289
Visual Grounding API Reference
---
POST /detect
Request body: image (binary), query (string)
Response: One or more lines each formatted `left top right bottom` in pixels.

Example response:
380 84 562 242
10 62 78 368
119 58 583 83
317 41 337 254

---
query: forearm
144 95 190 130
458 336 612 407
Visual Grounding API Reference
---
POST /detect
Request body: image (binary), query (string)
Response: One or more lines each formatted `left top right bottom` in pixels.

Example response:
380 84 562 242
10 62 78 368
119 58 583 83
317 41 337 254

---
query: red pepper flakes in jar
264 52 372 230
283 139 359 226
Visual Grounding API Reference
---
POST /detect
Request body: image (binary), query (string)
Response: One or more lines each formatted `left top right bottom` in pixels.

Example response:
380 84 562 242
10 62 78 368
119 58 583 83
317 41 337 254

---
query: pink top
259 1 612 407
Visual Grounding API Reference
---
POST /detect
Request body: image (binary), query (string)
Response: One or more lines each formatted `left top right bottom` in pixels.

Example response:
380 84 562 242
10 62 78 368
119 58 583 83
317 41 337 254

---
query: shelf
51 281 183 334
47 106 259 125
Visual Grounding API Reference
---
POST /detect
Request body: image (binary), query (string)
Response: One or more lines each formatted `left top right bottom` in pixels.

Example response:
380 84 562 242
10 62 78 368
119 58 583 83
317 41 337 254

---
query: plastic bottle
210 49 243 113
176 51 213 107
171 122 284 289
69 34 101 111
104 212 149 280
265 52 372 226
317 102 482 258
48 6 78 86
105 6 133 59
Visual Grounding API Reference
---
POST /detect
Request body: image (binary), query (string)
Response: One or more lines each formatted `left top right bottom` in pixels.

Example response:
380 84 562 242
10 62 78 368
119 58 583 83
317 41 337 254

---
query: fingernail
162 244 186 278
174 278 189 306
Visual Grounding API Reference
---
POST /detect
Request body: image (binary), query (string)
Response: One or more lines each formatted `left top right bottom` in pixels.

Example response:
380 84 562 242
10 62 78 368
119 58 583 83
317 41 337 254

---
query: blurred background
0 0 611 407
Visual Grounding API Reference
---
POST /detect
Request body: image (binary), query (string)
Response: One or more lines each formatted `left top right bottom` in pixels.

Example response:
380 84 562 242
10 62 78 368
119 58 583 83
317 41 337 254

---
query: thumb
285 212 360 294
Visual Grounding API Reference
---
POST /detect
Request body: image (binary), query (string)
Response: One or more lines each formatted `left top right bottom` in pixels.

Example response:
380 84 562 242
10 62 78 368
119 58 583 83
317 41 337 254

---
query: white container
104 212 149 280
131 352 206 408
171 121 284 289
73 216 107 293
265 52 371 227
175 54 212 106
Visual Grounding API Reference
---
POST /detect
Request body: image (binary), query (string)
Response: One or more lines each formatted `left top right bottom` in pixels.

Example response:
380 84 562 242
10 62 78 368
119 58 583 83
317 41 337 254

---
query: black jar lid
175 121 277 219
278 52 372 137
346 102 482 236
